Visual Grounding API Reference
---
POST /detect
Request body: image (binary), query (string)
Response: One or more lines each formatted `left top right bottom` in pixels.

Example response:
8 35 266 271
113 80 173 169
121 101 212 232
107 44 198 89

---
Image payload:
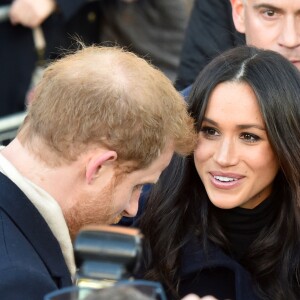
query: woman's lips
209 172 244 190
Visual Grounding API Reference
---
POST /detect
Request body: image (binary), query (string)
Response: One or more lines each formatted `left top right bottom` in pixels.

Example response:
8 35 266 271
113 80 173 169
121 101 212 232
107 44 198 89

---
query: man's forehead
246 0 300 10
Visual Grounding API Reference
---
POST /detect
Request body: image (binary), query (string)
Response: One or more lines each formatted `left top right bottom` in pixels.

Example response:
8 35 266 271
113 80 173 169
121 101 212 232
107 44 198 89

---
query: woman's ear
85 150 117 184
231 0 247 34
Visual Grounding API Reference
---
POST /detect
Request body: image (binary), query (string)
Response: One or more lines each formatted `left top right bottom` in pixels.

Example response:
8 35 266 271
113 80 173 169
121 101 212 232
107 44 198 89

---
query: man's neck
0 138 80 213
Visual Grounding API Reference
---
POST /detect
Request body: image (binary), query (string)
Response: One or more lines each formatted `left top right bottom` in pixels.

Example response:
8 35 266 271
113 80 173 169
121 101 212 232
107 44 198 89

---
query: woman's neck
214 193 279 260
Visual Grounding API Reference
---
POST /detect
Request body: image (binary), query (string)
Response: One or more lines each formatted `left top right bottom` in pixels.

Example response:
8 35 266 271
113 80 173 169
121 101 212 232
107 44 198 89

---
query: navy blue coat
177 236 261 300
0 172 72 299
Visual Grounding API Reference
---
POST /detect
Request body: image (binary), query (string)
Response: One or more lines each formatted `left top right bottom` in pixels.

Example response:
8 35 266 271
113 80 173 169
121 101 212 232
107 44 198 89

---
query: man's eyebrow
252 3 300 15
202 117 266 131
252 3 284 13
253 3 300 15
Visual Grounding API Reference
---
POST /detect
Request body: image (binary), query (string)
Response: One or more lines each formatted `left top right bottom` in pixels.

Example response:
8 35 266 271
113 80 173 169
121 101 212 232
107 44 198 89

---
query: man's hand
9 0 56 28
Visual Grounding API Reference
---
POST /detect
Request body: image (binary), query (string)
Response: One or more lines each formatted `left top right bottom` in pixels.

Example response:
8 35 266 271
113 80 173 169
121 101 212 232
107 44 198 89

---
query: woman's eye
200 126 219 137
240 133 260 143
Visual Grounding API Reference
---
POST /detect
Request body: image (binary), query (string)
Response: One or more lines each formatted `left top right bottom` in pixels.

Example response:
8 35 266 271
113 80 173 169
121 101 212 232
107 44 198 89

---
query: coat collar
180 235 260 300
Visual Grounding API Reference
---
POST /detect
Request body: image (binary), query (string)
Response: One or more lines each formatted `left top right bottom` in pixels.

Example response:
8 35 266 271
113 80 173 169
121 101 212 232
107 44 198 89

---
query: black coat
175 0 245 90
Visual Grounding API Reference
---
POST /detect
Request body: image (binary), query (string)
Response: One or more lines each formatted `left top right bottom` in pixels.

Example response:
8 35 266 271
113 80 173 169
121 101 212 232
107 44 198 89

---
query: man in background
176 0 300 91
231 0 300 70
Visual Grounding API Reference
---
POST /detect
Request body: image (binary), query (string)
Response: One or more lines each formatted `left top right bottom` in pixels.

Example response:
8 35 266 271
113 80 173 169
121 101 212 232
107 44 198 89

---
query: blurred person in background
97 0 193 82
0 0 100 117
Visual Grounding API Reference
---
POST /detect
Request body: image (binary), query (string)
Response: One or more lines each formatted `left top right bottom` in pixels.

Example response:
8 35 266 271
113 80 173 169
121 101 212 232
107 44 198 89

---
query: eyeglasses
44 280 167 300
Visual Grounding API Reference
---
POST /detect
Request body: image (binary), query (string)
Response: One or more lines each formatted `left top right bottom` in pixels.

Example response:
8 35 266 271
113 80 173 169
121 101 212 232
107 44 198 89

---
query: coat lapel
0 172 72 288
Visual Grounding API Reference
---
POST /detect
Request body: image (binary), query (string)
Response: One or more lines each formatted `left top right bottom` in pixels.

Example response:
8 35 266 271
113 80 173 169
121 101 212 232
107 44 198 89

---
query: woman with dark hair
138 46 300 300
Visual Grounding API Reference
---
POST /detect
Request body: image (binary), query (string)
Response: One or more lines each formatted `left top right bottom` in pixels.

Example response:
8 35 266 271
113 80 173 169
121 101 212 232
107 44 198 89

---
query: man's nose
278 16 300 49
123 192 140 217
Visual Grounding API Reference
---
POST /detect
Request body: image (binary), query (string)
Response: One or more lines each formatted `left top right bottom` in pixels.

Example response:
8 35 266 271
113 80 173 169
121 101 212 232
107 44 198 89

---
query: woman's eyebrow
237 124 266 131
203 117 266 131
202 117 218 126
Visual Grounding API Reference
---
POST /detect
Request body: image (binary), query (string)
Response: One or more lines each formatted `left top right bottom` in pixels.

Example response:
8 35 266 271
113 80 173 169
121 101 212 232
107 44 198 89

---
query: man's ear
231 0 246 34
85 151 117 184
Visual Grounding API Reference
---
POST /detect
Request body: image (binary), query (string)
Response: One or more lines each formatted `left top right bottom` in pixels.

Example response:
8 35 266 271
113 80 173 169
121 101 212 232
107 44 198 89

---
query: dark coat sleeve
175 0 245 90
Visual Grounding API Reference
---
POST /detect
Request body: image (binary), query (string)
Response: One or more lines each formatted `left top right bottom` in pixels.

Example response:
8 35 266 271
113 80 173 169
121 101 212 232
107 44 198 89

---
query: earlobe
230 0 246 34
86 151 117 184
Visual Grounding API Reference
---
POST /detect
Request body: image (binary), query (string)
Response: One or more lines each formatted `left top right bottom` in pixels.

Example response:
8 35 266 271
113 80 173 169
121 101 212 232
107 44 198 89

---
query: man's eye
265 9 275 16
261 8 278 18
